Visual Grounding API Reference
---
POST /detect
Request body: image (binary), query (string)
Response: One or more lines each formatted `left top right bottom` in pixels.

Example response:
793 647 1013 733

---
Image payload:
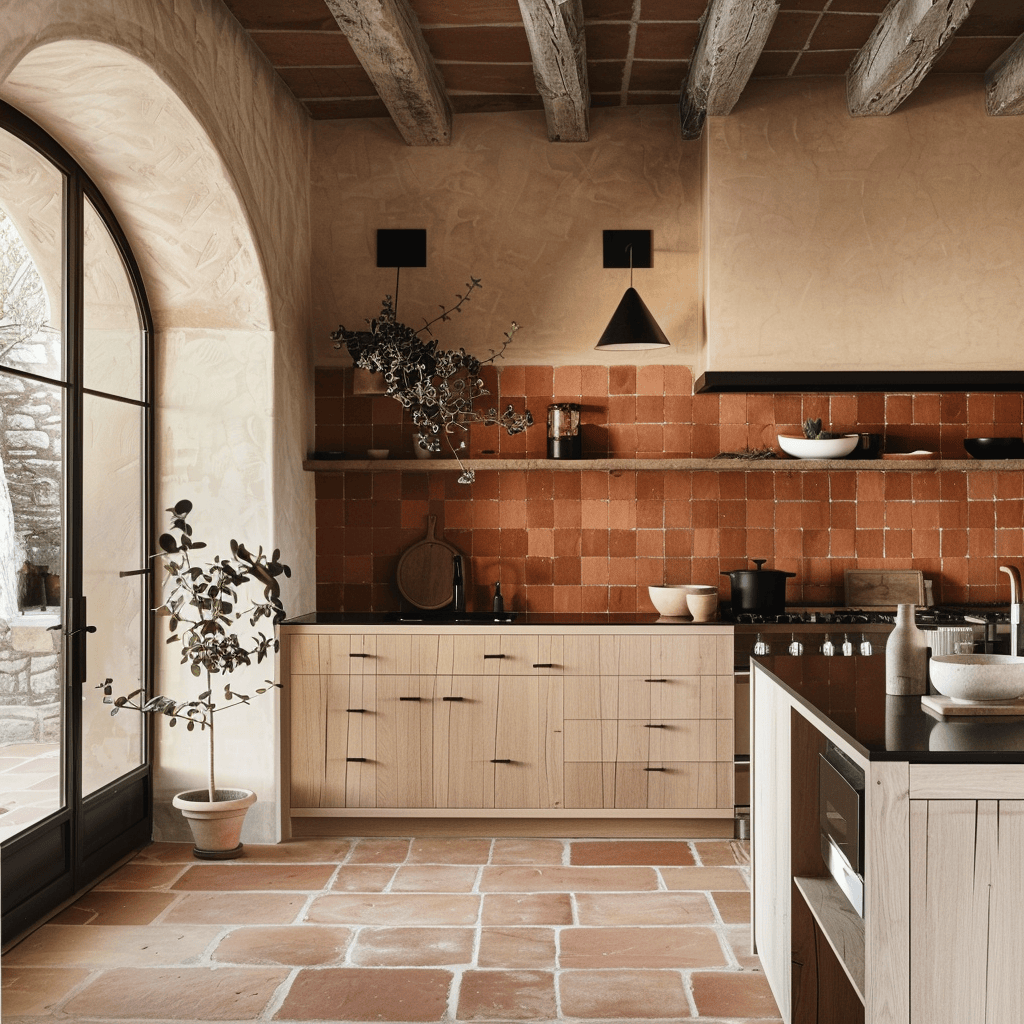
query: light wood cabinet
284 624 734 820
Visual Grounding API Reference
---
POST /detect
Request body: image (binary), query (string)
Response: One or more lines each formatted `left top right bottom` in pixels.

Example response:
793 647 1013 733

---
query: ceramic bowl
964 437 1024 460
648 584 716 618
686 592 719 622
929 654 1024 703
367 449 390 460
777 434 859 459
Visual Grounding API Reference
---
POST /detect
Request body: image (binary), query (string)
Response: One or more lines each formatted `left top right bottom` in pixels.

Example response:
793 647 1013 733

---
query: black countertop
283 611 726 627
754 654 1024 763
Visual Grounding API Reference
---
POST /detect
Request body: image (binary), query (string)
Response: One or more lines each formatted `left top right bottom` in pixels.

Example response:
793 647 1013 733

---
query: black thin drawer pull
346 708 367 714
443 696 465 702
644 678 667 683
643 767 667 772
349 652 370 658
490 758 513 764
532 663 554 668
643 723 667 729
400 696 421 701
346 757 368 762
483 653 505 659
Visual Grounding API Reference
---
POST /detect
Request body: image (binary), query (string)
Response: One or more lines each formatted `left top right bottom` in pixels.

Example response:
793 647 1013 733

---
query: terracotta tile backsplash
314 366 1024 612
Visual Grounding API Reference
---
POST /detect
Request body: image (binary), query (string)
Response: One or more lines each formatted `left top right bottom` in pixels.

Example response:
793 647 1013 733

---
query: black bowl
964 437 1024 460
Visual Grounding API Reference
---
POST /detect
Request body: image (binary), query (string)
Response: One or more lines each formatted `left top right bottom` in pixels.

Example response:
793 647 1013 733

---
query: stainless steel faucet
999 565 1024 656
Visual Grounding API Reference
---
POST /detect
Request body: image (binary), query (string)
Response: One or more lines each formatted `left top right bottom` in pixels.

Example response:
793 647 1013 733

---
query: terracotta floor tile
350 926 475 966
575 890 714 926
1 966 91 1015
712 889 751 924
660 865 750 891
3 924 220 967
172 863 335 890
489 838 565 864
560 925 726 969
331 864 398 891
694 839 751 866
212 924 353 965
49 890 178 925
690 970 780 1017
237 839 352 862
278 967 452 1021
306 892 481 925
132 841 200 863
559 968 689 1018
65 965 288 1019
722 923 762 971
392 864 480 892
409 838 492 863
456 969 556 1021
481 892 574 925
347 838 412 863
570 839 695 866
478 927 556 968
481 865 659 892
162 891 306 925
94 863 187 889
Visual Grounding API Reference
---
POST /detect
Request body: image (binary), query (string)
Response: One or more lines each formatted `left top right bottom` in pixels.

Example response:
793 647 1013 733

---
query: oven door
819 746 864 875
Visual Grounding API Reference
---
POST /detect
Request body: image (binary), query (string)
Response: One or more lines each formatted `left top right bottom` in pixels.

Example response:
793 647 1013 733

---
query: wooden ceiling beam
985 35 1024 116
847 0 976 117
517 0 590 142
324 0 452 146
678 0 782 141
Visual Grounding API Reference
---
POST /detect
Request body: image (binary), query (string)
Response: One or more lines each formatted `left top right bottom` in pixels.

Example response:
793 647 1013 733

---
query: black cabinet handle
442 696 465 702
349 652 370 658
399 696 421 701
346 708 367 714
644 678 667 683
346 757 368 762
532 663 554 668
490 758 513 764
643 723 667 729
643 767 667 772
483 653 505 659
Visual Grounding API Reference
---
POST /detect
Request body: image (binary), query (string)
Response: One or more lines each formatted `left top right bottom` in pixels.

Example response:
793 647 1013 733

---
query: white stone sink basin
929 654 1024 703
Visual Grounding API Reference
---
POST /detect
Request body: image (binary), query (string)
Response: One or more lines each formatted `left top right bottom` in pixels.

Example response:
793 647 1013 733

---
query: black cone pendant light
595 230 670 351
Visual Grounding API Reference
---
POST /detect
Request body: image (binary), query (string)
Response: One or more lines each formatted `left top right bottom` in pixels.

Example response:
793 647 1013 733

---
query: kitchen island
281 615 736 839
751 655 1024 1024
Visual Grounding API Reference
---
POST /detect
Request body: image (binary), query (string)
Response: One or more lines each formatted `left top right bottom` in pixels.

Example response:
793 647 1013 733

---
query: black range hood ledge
694 371 1024 394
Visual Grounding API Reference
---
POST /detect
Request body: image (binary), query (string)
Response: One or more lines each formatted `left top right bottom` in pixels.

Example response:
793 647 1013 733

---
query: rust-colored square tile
94 863 186 890
478 927 557 969
481 893 574 925
559 968 689 1018
163 891 307 925
575 891 714 926
721 922 764 971
570 840 695 866
1 967 92 1015
306 893 481 925
408 838 492 863
50 890 177 926
2 924 213 968
559 925 725 969
691 969 781 1017
392 865 480 891
712 889 751 923
279 967 452 1021
213 925 352 965
65 965 288 1019
480 865 659 892
457 969 556 1020
172 864 335 891
660 866 749 890
348 838 412 864
350 926 475 966
331 865 398 891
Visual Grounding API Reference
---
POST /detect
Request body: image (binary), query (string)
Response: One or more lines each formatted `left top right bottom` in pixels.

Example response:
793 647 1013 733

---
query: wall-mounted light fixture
595 229 670 351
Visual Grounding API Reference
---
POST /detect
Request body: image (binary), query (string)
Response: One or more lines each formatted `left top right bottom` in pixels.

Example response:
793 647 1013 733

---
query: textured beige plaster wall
1 1 315 843
312 105 702 368
702 76 1024 374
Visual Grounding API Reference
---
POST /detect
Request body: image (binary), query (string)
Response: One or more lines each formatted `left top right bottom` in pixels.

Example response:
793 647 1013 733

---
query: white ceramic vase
172 788 256 860
885 604 927 695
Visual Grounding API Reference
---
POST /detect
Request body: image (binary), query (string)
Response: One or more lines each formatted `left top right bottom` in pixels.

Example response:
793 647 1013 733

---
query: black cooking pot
721 558 795 615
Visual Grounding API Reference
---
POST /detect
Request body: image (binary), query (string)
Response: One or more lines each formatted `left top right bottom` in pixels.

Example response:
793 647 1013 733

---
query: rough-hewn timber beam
517 0 590 142
985 34 1024 116
324 0 452 145
678 0 781 141
847 0 976 117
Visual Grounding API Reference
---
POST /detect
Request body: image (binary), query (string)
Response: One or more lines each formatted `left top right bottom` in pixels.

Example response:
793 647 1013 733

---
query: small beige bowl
367 449 390 460
686 592 719 623
648 584 716 618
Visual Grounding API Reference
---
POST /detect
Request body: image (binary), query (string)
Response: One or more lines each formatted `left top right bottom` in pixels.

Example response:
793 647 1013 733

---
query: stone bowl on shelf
929 654 1024 703
777 434 859 459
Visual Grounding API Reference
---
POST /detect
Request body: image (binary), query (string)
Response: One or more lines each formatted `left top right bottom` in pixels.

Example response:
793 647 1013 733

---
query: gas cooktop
730 605 1010 627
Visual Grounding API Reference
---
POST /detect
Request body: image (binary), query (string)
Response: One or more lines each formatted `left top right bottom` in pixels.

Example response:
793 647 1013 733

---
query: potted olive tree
102 500 289 858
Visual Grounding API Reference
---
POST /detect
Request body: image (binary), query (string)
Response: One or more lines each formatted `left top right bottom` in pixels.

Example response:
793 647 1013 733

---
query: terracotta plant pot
172 788 256 860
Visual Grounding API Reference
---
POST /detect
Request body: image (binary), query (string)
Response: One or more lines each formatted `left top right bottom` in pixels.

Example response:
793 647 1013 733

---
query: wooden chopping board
844 569 924 608
396 515 461 609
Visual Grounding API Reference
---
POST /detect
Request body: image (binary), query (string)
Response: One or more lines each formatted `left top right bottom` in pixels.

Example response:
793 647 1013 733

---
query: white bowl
648 584 716 618
929 654 1024 703
777 434 859 459
687 592 719 622
367 449 390 460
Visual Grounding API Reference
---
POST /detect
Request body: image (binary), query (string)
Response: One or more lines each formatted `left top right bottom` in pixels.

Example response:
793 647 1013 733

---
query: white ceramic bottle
885 603 927 695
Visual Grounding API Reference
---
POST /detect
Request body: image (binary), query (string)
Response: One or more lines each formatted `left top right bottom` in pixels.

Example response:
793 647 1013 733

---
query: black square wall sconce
377 229 427 268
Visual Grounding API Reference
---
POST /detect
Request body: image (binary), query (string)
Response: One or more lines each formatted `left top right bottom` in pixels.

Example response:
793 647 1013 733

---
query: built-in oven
818 742 865 916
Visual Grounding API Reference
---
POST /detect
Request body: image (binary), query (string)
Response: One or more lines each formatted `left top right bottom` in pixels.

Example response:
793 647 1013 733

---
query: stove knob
842 633 854 657
788 634 804 656
859 633 874 656
821 633 835 657
753 633 771 656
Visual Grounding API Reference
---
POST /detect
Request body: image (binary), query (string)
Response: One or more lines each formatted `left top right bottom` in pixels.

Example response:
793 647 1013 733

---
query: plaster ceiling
222 0 1024 121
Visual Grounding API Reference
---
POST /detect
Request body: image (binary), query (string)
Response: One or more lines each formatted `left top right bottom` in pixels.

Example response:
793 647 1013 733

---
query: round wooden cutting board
396 515 460 609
